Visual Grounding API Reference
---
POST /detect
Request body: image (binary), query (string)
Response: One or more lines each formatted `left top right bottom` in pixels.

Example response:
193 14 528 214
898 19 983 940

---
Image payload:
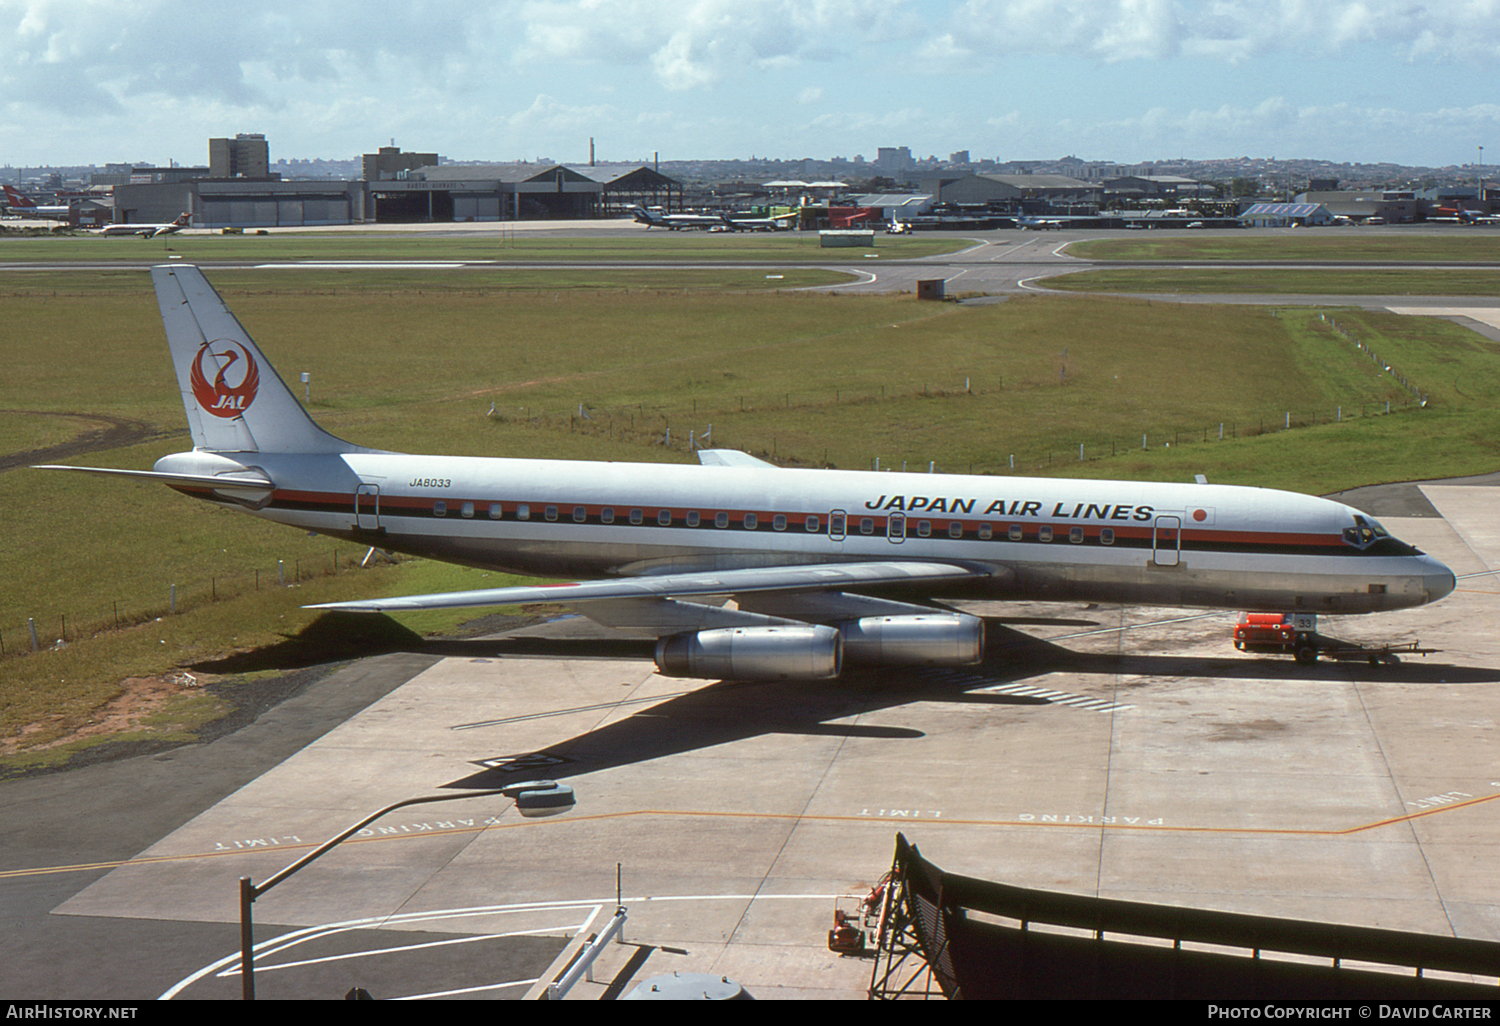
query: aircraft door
1152 515 1181 566
887 512 906 544
355 484 381 532
828 510 847 542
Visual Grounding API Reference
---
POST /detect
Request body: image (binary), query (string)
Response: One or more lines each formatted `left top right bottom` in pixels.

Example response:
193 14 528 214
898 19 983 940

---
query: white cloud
944 0 1500 64
4 1 1500 165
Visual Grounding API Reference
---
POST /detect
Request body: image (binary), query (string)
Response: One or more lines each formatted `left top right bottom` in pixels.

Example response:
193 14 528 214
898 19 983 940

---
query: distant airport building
1104 175 1213 204
209 134 270 179
1239 202 1335 227
361 146 440 181
1296 190 1416 224
919 173 1102 214
372 163 603 221
94 141 682 226
1417 186 1495 219
111 178 367 228
846 193 933 222
89 166 209 187
560 163 682 217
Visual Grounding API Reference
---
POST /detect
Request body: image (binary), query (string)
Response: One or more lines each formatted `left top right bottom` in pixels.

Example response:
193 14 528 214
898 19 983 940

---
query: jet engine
838 613 984 667
655 625 842 680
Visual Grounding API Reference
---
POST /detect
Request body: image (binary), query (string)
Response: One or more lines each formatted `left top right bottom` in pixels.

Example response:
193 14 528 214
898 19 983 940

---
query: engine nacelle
655 625 842 680
838 613 984 667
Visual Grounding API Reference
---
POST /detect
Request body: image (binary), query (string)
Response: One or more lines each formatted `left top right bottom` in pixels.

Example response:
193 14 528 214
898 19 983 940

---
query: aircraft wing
306 560 989 614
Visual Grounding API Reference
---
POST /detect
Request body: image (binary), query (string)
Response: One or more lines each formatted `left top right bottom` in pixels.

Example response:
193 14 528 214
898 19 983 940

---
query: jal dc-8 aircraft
39 265 1455 681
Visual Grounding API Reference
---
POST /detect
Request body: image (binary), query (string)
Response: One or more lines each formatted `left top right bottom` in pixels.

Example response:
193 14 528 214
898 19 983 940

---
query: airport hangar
918 172 1105 214
107 162 683 228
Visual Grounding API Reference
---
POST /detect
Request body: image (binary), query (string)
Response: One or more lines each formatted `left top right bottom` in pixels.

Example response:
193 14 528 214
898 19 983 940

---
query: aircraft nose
1416 554 1456 604
1425 567 1456 603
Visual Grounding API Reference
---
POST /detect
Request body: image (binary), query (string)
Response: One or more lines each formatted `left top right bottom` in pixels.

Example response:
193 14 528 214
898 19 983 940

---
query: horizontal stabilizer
33 464 274 498
307 560 988 614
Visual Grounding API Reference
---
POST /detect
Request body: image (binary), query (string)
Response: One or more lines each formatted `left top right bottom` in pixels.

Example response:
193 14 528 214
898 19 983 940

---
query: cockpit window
1342 514 1390 550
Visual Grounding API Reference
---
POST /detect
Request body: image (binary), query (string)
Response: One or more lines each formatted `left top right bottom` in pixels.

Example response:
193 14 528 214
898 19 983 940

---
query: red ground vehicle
1233 612 1430 666
1234 612 1300 654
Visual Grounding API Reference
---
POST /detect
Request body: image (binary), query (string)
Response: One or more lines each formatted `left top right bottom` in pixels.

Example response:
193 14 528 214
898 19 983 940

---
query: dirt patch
0 673 202 756
0 409 183 474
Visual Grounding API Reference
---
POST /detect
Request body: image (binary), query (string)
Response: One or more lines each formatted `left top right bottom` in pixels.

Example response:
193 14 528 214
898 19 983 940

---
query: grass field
4 268 1500 773
0 229 964 264
1039 268 1500 295
1 265 853 298
1066 233 1500 262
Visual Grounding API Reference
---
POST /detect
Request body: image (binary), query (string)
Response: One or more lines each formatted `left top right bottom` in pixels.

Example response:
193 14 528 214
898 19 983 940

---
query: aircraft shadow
443 621 1500 790
184 614 1500 791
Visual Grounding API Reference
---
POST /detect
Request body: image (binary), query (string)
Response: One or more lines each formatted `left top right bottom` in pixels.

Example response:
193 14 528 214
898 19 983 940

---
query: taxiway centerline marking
13 792 1500 884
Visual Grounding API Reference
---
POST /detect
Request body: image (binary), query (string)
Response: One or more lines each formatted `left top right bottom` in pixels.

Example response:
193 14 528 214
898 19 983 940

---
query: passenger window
433 501 447 517
573 506 586 523
545 505 558 521
488 503 503 519
1069 526 1084 543
978 523 993 540
461 501 475 519
948 522 964 539
772 514 787 532
516 503 530 520
1008 524 1023 542
657 509 672 526
805 515 820 532
686 511 700 527
715 511 729 529
916 520 931 538
744 513 758 530
630 508 643 525
1100 528 1115 546
860 517 875 535
601 507 615 524
1038 525 1053 543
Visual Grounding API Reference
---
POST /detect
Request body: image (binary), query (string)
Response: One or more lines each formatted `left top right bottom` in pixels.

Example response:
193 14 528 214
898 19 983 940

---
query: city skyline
5 1 1500 170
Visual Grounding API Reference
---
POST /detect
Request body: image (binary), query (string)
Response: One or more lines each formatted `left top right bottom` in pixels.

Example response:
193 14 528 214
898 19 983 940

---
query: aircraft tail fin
152 264 363 454
4 185 36 208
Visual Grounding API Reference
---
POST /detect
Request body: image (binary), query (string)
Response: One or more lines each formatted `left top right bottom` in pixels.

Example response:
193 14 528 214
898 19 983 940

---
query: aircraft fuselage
155 448 1454 617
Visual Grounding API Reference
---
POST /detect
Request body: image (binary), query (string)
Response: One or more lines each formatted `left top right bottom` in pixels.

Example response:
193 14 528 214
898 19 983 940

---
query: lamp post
237 780 575 999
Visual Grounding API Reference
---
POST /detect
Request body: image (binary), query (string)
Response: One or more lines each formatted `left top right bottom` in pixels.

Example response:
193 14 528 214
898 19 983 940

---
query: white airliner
37 266 1456 681
3 184 70 219
98 213 191 237
630 205 727 230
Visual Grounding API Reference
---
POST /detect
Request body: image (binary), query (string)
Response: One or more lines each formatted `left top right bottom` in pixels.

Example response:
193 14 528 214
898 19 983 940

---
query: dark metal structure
870 833 1500 1000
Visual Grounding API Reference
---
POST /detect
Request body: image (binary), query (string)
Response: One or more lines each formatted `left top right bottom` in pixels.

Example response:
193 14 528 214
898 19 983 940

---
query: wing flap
306 560 988 614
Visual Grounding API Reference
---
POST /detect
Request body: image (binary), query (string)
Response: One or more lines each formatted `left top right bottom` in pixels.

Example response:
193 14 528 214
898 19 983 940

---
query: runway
10 223 1500 320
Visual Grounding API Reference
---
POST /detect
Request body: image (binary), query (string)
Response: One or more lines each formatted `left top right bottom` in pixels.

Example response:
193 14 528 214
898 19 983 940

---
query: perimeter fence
1 545 374 660
494 379 1426 476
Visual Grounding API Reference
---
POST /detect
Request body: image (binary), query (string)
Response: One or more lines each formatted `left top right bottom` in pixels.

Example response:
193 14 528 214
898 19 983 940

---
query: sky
5 0 1500 170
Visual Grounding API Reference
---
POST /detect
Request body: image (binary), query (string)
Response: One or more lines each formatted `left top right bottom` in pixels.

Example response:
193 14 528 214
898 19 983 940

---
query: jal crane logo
189 341 260 419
